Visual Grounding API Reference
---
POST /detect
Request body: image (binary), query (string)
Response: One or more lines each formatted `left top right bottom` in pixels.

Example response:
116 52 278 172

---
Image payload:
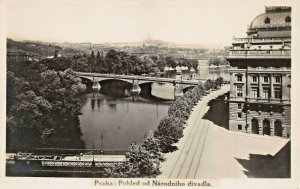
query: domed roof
249 7 291 29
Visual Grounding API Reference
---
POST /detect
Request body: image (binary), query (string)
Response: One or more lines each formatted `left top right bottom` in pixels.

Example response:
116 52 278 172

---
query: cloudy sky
6 0 294 45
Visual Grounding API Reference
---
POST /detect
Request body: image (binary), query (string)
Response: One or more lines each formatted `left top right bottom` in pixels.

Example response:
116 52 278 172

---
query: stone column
174 83 183 99
270 74 273 99
246 70 251 99
258 74 263 98
92 77 101 89
230 72 235 98
270 119 275 136
281 74 288 101
258 119 263 135
282 125 287 138
132 79 141 93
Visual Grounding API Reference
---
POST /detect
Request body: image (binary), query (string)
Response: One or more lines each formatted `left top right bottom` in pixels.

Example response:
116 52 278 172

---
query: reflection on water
79 82 172 150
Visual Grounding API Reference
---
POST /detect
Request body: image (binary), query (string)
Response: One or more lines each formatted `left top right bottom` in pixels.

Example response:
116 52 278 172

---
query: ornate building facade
226 6 291 138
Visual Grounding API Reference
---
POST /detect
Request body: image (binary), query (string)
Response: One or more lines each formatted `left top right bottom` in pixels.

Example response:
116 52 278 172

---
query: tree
204 79 213 90
54 49 59 58
6 90 52 150
142 130 164 163
156 60 166 71
215 77 224 88
154 116 183 153
38 69 86 114
40 57 73 71
95 51 105 73
90 51 95 59
209 56 229 66
168 98 192 119
105 49 118 73
105 134 163 178
190 59 199 73
165 56 177 68
71 57 89 72
96 51 101 60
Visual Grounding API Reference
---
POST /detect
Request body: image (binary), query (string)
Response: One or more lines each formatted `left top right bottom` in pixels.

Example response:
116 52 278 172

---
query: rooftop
227 6 291 59
249 6 291 30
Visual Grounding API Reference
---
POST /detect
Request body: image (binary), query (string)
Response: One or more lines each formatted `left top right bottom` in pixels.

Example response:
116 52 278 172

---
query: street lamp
92 143 95 168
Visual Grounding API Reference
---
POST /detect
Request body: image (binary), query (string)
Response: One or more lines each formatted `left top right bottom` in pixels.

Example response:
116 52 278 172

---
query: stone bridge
75 72 204 98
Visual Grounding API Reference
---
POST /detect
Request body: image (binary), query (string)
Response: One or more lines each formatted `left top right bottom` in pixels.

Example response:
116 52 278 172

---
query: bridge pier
190 73 196 80
92 77 101 89
132 79 141 93
174 83 183 99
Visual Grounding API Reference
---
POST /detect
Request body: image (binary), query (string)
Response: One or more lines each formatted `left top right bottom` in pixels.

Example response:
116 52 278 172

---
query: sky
5 0 294 45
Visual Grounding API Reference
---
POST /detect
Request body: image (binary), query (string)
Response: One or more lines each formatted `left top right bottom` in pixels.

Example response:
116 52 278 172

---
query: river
79 82 173 150
79 60 229 151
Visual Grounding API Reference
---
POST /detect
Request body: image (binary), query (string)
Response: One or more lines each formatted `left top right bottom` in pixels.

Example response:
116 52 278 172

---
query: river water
79 60 229 150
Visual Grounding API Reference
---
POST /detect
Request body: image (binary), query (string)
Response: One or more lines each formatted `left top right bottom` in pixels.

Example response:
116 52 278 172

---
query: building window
238 112 242 118
263 87 270 99
251 87 258 98
237 75 242 82
252 76 257 82
285 16 291 23
274 88 282 99
264 76 269 83
237 86 243 97
275 76 281 83
238 103 242 109
264 17 270 24
238 124 242 130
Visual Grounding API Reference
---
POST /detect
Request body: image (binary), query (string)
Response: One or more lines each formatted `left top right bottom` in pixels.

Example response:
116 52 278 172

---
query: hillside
7 38 82 58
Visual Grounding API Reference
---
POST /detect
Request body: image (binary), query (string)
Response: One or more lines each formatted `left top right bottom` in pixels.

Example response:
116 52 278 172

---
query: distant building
46 56 55 59
226 6 291 138
7 49 33 62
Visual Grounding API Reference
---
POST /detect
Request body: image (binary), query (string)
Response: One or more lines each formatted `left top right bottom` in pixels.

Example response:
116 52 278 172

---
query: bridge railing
41 160 121 168
75 72 229 85
6 159 122 168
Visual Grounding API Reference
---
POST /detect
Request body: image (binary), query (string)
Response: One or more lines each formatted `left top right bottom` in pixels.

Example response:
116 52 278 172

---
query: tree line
44 49 199 75
208 56 229 66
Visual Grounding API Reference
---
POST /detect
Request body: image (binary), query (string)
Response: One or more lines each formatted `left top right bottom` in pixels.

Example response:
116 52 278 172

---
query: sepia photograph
1 0 299 188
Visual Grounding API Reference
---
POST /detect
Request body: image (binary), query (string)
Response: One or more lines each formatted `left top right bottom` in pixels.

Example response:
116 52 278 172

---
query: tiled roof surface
250 12 291 29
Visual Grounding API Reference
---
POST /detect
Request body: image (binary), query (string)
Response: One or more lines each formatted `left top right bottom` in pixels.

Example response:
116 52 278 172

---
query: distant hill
7 38 229 60
7 38 82 58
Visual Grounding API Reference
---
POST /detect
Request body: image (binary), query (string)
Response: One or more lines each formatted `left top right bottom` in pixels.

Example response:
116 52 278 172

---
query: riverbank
158 85 290 178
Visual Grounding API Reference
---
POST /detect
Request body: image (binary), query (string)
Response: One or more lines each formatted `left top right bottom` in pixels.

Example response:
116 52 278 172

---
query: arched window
285 16 291 23
251 119 259 134
264 17 271 24
263 119 270 135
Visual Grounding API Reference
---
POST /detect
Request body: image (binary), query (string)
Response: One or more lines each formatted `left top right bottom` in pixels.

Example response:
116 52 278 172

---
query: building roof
249 6 291 29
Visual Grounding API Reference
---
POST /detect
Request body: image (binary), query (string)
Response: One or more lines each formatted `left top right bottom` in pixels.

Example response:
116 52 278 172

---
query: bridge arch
99 78 133 85
138 81 155 85
79 76 132 85
182 86 196 93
